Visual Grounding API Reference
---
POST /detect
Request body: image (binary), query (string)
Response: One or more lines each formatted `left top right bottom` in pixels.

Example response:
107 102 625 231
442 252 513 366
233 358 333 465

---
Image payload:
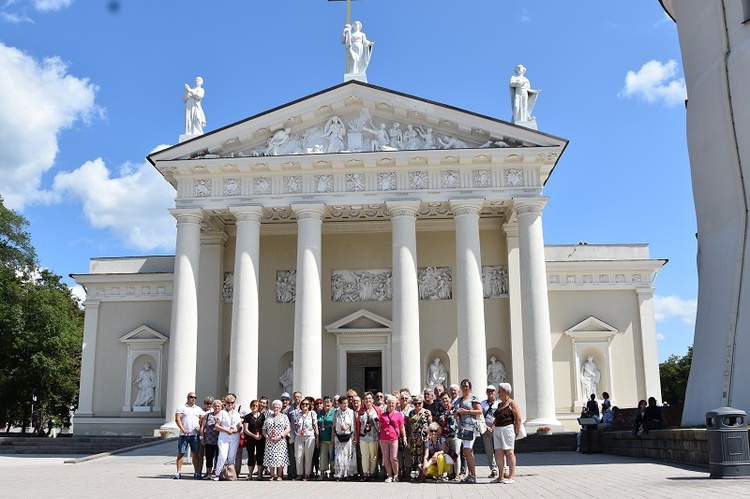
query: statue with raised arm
342 21 374 78
509 64 540 125
184 76 206 135
580 355 601 399
425 358 448 391
132 362 156 407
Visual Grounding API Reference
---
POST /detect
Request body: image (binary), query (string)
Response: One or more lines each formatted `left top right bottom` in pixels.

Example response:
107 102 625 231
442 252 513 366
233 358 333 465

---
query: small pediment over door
564 316 619 342
119 325 169 344
325 309 392 335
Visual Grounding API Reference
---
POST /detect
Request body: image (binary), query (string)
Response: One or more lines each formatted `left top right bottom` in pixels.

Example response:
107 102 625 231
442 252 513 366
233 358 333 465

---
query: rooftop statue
509 64 540 128
342 21 374 81
183 76 206 136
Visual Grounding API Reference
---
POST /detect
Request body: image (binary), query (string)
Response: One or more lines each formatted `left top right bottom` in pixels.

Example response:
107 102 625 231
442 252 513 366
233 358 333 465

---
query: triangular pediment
119 325 168 344
148 81 567 186
564 316 619 339
325 308 392 334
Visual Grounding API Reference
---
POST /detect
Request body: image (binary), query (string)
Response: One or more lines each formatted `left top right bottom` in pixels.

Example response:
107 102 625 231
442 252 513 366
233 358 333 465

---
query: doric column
228 207 264 404
450 199 488 394
502 220 526 417
291 204 326 397
163 208 203 429
636 288 662 400
196 229 227 403
386 200 422 394
76 301 100 416
513 198 559 427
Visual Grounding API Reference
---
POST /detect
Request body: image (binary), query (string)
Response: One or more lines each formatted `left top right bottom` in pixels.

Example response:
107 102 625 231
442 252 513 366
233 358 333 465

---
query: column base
524 416 563 429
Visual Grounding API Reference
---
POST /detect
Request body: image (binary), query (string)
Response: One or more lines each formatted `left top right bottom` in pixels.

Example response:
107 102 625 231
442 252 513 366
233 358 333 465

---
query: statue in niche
280 361 294 394
487 356 507 387
132 362 156 407
402 124 423 150
323 116 347 153
425 358 448 391
183 76 206 135
342 20 374 75
580 355 601 399
509 64 540 124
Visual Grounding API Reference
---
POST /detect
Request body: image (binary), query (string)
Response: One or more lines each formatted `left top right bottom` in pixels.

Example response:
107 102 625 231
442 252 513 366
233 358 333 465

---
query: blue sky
0 0 695 362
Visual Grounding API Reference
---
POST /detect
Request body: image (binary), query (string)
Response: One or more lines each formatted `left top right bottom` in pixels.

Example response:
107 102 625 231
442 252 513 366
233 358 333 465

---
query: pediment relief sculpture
191 107 533 160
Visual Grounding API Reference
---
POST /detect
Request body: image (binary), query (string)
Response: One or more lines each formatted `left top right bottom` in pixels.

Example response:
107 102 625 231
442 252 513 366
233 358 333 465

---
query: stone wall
601 429 709 468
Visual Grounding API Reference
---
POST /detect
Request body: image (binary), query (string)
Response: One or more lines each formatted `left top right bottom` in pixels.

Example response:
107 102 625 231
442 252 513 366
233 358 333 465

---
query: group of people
172 380 524 485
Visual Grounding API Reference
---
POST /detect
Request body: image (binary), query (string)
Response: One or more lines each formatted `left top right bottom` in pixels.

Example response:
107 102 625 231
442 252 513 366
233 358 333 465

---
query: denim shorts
178 434 199 454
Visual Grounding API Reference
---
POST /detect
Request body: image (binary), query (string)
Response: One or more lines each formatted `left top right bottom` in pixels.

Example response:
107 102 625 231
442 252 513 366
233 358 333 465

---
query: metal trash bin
706 407 750 478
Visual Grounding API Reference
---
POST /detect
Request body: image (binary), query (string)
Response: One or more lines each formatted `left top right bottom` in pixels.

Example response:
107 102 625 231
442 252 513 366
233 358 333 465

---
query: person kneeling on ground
422 423 454 482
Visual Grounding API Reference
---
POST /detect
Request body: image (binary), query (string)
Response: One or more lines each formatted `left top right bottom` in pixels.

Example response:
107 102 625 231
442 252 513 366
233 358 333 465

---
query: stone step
0 436 160 455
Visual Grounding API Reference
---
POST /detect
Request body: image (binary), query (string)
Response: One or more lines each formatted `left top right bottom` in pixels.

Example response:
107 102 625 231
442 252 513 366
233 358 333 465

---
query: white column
636 288 663 401
291 204 325 397
450 199 488 394
76 301 100 417
502 220 526 417
386 200 422 394
514 198 559 427
162 208 203 429
228 207 264 405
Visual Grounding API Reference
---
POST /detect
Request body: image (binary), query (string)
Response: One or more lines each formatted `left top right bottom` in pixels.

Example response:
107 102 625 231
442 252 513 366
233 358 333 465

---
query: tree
0 197 83 431
659 346 693 405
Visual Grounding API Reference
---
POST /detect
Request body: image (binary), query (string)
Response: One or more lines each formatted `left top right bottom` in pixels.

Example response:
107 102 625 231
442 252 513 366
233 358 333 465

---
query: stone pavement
0 441 747 499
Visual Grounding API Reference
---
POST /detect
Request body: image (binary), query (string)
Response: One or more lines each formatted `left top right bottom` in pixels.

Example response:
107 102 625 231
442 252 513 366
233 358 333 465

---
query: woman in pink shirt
379 394 407 482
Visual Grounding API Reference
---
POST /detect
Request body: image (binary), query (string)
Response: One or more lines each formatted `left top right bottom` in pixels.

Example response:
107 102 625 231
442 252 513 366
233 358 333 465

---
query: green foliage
659 346 693 405
0 197 83 430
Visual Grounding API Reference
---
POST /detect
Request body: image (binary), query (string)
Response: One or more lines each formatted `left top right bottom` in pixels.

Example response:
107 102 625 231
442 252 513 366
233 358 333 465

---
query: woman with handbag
293 398 319 480
492 382 522 484
262 399 291 481
379 394 407 482
455 379 482 483
212 395 242 481
333 395 357 480
243 400 266 481
357 391 381 481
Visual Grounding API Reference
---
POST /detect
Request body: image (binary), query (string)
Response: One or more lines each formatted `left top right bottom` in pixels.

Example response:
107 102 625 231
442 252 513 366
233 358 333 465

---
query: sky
0 0 696 362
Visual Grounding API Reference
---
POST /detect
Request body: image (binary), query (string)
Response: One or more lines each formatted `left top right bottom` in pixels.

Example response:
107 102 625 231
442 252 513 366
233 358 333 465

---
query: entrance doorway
347 352 382 394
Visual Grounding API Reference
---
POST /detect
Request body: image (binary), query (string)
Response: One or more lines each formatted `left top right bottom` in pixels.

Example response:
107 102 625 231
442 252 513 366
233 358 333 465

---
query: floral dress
409 409 432 468
263 413 290 467
333 408 356 478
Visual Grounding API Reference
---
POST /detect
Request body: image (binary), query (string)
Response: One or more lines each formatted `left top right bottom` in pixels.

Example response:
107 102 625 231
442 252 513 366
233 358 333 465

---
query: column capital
635 287 655 297
512 197 548 217
386 200 421 218
502 218 519 238
449 198 485 216
229 205 264 224
291 203 326 221
169 207 204 224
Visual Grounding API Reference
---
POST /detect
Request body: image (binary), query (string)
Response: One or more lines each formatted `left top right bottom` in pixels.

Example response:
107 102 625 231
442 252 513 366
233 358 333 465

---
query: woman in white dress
333 396 357 480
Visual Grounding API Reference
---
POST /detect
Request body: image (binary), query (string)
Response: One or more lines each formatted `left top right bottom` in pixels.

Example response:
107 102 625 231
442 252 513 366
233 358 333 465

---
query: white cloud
654 295 697 325
50 158 177 251
33 0 72 11
0 43 101 209
70 284 86 307
620 59 687 107
656 332 666 341
520 8 531 23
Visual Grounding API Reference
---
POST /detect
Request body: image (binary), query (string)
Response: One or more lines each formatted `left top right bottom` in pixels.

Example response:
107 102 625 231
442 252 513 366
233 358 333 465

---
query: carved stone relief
418 267 453 300
473 169 491 188
254 177 271 195
283 175 302 194
504 168 524 187
332 270 392 302
409 171 429 190
222 272 234 304
441 170 459 188
195 179 211 197
276 270 296 303
346 173 366 192
377 172 396 191
482 265 508 298
315 175 334 193
224 178 241 196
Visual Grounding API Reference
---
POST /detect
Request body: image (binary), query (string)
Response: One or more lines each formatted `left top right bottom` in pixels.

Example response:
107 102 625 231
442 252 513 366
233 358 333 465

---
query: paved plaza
0 441 747 499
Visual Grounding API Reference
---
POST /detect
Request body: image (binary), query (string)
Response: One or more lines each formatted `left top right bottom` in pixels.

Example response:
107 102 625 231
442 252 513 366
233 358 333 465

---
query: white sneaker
384 477 393 483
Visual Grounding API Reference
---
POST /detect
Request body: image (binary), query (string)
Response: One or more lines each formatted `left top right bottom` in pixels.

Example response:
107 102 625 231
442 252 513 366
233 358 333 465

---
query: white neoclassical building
72 81 664 435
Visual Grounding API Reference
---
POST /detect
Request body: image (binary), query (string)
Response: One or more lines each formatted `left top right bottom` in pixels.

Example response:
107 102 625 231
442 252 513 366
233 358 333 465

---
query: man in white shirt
175 392 205 479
